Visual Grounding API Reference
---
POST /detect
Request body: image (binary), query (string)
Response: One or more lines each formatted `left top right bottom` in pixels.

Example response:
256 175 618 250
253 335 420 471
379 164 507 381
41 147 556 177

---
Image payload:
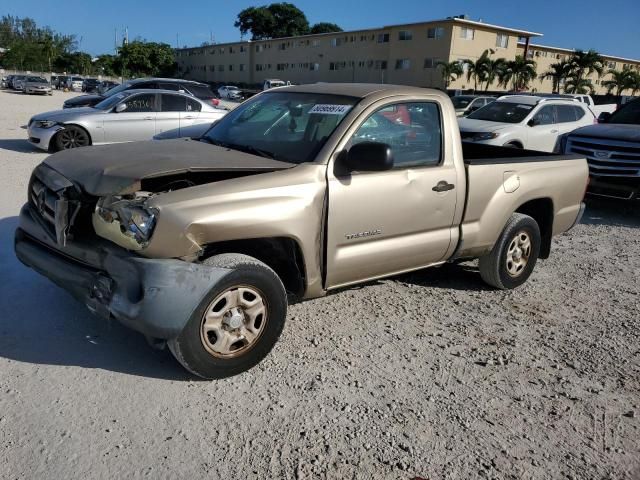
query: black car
82 78 101 93
62 78 220 109
97 80 119 94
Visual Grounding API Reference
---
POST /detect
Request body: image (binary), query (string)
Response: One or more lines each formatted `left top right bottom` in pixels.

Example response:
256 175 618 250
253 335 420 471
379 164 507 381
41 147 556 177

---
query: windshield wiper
202 138 278 160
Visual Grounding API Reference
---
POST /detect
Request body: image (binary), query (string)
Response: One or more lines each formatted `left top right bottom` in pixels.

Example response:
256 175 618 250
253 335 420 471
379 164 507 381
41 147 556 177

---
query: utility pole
176 33 179 49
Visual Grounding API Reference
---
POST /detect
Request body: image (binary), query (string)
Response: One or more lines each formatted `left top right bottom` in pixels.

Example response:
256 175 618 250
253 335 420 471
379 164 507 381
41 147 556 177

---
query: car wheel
168 253 287 379
54 125 91 150
478 213 541 290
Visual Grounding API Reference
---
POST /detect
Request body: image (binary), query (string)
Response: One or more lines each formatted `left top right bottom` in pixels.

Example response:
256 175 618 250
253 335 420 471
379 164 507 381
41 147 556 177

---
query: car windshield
605 99 640 125
94 91 134 110
451 96 474 108
189 84 215 98
203 91 358 164
103 82 132 97
467 101 534 123
27 76 47 82
72 77 83 81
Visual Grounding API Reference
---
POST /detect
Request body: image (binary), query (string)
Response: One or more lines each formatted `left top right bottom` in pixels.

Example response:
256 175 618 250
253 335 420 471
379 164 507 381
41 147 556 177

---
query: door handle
143 116 154 120
550 129 558 133
183 115 195 119
432 181 455 192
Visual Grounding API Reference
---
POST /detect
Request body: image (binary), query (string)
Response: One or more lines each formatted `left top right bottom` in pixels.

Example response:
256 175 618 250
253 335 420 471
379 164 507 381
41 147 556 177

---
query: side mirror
115 103 127 113
527 118 538 127
598 112 611 123
342 142 394 173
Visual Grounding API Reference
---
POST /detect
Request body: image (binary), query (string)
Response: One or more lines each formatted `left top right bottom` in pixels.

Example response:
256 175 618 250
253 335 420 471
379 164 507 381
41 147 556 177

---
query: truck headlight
93 194 157 250
472 132 500 141
36 120 58 128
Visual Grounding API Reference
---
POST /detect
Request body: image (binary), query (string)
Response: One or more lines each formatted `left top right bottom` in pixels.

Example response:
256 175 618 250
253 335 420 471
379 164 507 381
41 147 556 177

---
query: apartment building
176 15 640 94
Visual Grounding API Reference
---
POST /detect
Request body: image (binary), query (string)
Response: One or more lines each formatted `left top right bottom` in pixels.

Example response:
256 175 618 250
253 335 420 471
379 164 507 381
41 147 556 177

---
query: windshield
451 96 474 109
467 101 534 123
94 91 134 110
103 82 131 97
606 99 640 125
27 76 47 83
72 77 83 81
203 92 358 163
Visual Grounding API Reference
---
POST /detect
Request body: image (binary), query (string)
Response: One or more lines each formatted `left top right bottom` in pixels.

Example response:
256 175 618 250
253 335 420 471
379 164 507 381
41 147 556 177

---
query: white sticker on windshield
309 104 352 115
516 105 533 110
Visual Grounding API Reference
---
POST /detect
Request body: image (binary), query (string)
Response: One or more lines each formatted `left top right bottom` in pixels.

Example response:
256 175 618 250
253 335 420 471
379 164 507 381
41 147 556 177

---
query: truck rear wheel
168 254 287 379
478 213 541 290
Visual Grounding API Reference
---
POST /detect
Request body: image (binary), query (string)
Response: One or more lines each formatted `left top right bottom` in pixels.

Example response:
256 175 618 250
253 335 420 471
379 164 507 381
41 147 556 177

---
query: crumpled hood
457 117 513 133
31 107 99 122
43 138 295 196
569 123 640 142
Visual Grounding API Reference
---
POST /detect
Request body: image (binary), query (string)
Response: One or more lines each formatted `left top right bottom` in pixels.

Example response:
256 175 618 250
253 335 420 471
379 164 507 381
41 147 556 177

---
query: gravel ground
0 90 638 480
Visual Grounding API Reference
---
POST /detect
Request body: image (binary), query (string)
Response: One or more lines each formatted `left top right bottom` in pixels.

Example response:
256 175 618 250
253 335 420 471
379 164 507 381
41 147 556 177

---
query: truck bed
462 142 582 164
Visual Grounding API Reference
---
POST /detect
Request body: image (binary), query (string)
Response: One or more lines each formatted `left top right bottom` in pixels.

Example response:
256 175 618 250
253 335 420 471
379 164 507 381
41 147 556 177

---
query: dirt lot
0 90 638 480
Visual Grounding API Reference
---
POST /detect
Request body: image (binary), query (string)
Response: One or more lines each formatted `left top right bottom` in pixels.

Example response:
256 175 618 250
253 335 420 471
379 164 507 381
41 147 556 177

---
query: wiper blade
232 144 277 160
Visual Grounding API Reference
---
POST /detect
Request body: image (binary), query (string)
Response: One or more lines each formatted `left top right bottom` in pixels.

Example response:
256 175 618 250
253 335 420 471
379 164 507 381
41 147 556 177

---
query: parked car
263 78 288 90
512 93 617 118
458 95 595 152
82 78 101 93
27 89 227 151
97 80 119 94
218 85 242 100
15 83 588 379
4 74 15 88
23 76 53 95
563 98 640 200
66 76 84 91
451 95 495 117
63 78 219 109
13 75 28 91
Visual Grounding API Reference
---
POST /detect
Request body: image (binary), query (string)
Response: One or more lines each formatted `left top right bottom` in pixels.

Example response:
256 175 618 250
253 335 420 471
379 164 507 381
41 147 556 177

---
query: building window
607 61 616 68
208 65 215 71
229 65 233 71
377 33 390 43
496 33 509 48
240 45 246 53
218 65 224 72
460 27 474 40
279 43 286 50
427 27 445 39
239 64 245 71
398 30 413 41
424 58 439 68
310 63 320 71
219 47 225 54
395 59 411 70
256 64 263 71
229 46 234 53
256 45 263 52
375 60 388 70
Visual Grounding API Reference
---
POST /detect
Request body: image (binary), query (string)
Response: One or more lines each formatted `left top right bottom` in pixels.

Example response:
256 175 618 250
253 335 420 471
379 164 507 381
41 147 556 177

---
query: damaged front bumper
15 203 230 339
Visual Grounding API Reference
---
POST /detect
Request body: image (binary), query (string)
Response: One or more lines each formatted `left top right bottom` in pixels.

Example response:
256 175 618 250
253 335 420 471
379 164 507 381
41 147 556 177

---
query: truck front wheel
168 254 287 379
478 213 541 289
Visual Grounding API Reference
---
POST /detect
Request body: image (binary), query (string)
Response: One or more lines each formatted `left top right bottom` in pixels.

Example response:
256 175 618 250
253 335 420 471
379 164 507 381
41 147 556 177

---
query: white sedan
458 95 595 152
217 85 242 100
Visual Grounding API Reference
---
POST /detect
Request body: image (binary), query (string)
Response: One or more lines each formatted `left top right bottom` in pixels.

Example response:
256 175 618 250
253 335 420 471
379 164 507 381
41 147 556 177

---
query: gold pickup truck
15 84 588 379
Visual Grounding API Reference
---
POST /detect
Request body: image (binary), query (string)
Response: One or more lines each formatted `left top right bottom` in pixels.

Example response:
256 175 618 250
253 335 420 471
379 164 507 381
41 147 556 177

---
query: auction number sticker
309 104 352 115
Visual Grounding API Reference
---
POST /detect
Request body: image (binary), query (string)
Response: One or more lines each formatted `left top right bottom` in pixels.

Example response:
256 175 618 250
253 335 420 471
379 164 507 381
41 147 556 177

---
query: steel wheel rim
60 128 88 149
199 285 268 358
506 230 531 277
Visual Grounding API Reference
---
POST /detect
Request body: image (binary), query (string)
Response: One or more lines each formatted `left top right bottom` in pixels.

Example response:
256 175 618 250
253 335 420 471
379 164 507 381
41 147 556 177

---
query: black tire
478 213 541 289
54 125 91 150
168 254 287 379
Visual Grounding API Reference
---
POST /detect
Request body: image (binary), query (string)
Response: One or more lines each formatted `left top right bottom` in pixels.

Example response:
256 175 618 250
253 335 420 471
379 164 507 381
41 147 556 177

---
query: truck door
325 101 458 289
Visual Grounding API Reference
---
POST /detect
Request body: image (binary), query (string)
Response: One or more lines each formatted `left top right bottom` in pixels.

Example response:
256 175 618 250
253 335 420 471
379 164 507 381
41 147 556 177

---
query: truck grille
566 136 640 177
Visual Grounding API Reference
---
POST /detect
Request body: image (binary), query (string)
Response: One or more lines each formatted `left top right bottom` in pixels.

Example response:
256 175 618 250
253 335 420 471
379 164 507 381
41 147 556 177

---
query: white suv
458 95 595 152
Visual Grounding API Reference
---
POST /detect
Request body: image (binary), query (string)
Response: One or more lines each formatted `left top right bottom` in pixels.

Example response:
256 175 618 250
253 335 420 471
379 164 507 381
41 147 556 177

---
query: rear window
186 84 216 99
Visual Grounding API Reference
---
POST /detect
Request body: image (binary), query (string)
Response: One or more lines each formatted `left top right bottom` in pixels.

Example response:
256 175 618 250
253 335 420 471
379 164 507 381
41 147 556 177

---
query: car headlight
472 132 500 141
92 194 157 251
35 120 58 128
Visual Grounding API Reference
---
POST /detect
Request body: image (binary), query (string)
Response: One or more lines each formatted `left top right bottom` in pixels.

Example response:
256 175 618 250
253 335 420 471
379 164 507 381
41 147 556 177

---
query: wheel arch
515 197 554 259
50 123 93 152
200 236 307 297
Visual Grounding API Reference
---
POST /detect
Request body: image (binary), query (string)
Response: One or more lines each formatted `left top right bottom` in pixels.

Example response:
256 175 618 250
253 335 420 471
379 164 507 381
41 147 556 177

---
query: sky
4 0 640 59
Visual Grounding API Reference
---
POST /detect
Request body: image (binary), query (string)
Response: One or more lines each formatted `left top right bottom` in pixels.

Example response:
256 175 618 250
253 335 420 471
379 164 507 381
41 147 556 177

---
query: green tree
483 57 506 91
541 60 572 94
568 49 605 85
310 22 342 34
235 3 310 40
564 73 594 94
463 49 492 92
93 54 119 77
497 56 537 91
118 41 176 77
436 60 463 89
601 68 636 97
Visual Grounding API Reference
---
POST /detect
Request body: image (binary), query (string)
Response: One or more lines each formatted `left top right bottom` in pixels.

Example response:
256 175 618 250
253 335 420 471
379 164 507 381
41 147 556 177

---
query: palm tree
564 73 594 94
484 57 506 91
463 50 491 93
541 60 572 94
436 61 463 89
601 68 635 97
568 49 605 84
498 56 537 91
628 71 640 96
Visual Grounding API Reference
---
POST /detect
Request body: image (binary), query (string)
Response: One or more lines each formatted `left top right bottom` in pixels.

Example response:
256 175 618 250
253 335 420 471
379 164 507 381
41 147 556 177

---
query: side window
533 105 555 125
573 105 586 120
556 105 577 123
124 94 156 112
134 81 157 90
161 94 186 112
159 82 181 91
350 102 442 168
186 98 202 112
